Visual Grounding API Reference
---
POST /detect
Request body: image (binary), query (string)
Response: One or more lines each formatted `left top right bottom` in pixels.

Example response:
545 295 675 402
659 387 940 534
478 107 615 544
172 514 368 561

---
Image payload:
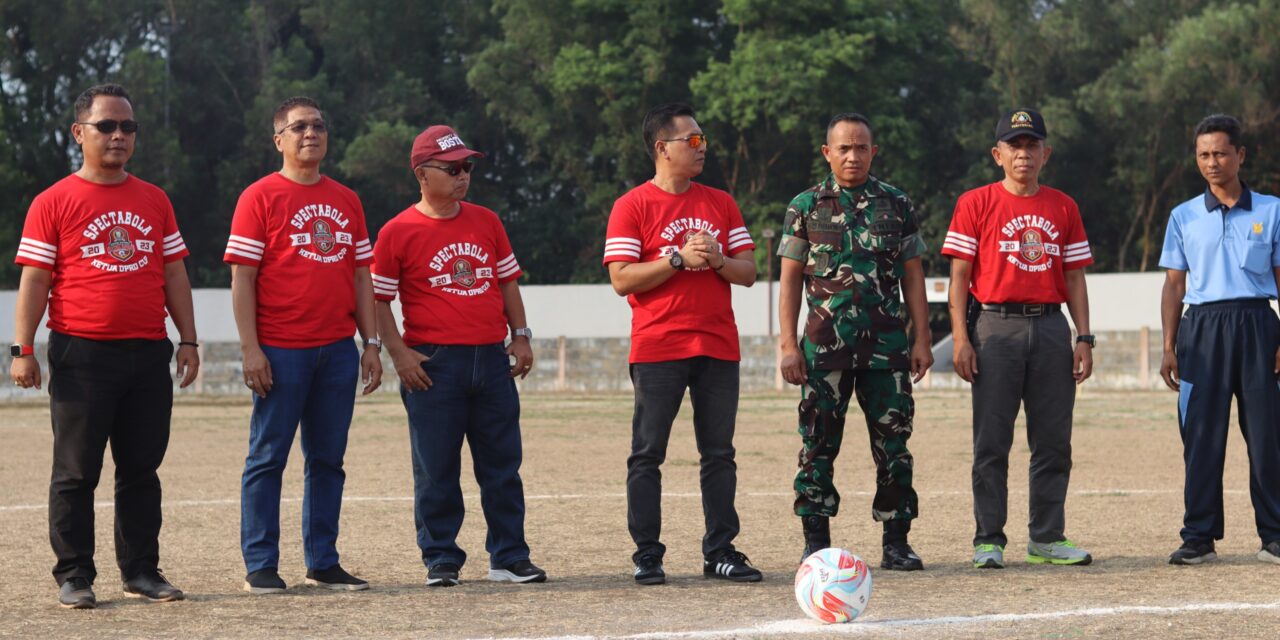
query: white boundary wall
0 272 1171 342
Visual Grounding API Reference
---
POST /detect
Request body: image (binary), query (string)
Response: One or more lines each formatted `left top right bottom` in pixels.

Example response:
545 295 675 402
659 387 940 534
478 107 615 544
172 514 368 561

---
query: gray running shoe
1259 540 1280 565
59 578 96 609
973 544 1004 569
1026 539 1092 565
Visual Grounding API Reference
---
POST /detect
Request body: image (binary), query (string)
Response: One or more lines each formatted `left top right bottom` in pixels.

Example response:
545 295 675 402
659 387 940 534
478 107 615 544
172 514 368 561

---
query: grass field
2 389 1278 639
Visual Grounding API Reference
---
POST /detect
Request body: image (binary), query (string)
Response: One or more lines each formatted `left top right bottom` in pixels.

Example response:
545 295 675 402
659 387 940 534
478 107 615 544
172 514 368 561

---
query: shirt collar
819 173 877 197
1204 180 1252 212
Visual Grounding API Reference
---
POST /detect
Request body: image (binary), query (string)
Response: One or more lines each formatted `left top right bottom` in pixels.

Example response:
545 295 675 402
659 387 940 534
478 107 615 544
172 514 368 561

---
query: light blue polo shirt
1159 185 1280 304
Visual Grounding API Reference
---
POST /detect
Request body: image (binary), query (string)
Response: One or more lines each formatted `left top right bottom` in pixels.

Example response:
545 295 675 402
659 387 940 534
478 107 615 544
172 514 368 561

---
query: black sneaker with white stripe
703 550 763 582
488 559 547 583
427 562 461 587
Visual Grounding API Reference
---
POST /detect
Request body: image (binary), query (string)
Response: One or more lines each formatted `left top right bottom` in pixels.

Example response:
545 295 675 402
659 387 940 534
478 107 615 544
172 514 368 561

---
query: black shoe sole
704 572 763 583
426 577 460 587
304 578 370 591
122 589 185 602
1169 552 1216 565
634 575 666 585
881 560 924 571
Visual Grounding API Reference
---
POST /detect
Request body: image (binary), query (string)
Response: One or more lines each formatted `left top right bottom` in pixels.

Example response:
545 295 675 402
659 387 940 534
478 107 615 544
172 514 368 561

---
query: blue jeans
240 338 358 573
401 343 528 569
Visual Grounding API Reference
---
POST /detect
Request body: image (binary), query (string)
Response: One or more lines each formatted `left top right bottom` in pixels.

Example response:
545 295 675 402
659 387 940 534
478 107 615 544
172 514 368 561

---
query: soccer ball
794 547 872 623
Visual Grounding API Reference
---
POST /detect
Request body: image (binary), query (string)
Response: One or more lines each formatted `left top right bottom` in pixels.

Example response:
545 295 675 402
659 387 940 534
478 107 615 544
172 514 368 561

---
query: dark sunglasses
276 121 328 136
421 161 474 176
76 119 139 134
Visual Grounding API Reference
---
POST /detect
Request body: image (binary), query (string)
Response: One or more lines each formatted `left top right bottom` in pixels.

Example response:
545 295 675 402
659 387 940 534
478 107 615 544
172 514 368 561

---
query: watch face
9 344 21 357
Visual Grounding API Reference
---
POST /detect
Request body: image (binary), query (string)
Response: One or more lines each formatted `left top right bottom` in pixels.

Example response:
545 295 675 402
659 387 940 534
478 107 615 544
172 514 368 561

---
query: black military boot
881 519 924 571
801 515 831 561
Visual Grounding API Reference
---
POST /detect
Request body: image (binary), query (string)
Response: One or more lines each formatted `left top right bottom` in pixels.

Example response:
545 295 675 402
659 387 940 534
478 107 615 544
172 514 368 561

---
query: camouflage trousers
794 368 917 521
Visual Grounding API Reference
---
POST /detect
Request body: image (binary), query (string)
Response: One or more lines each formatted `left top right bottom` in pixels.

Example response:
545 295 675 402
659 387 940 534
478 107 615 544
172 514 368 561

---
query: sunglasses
276 121 328 136
421 161 474 176
76 119 139 134
661 133 707 149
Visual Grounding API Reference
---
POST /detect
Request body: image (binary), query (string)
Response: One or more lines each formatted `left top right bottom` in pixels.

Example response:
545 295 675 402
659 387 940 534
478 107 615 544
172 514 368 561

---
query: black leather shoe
488 559 547 584
59 578 96 609
881 541 924 571
633 554 665 585
801 515 831 561
122 569 185 602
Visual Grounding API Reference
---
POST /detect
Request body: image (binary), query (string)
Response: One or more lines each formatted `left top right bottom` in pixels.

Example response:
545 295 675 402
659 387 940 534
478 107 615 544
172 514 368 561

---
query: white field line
503 600 1280 640
0 488 1238 514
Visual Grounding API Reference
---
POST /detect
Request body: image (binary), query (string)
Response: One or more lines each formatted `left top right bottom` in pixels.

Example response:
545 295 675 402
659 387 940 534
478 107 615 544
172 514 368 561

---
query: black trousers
1177 299 1280 546
626 357 741 563
46 331 174 585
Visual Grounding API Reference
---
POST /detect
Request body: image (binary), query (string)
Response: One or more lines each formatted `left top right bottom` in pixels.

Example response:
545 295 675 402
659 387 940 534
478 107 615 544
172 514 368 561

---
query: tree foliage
1 0 1277 287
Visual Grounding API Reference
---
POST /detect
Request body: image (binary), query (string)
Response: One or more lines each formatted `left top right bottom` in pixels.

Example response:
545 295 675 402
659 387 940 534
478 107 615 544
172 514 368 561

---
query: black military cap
995 108 1047 143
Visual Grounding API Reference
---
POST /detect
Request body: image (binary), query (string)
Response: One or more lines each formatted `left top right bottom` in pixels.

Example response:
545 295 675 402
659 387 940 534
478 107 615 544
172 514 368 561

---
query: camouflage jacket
777 173 926 370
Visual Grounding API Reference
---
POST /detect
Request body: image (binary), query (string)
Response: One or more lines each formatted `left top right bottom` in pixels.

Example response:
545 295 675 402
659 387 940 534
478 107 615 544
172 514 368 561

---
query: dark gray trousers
970 309 1076 546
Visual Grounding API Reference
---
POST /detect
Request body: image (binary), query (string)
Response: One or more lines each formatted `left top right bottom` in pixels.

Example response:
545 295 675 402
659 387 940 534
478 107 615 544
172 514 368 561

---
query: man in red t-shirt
374 125 544 587
10 84 198 608
942 108 1095 569
225 97 381 594
604 103 761 585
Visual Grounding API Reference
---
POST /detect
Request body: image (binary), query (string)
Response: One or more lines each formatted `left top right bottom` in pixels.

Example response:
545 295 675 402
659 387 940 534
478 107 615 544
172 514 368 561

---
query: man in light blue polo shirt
1158 113 1280 566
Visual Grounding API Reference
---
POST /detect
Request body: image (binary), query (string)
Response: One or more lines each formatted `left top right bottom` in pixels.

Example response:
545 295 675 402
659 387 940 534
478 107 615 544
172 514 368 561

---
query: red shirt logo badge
1020 229 1044 262
108 226 134 262
313 219 336 254
452 259 476 288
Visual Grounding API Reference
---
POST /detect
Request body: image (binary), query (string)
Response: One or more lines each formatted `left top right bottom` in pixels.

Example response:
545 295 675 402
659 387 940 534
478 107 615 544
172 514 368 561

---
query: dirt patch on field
1 390 1276 639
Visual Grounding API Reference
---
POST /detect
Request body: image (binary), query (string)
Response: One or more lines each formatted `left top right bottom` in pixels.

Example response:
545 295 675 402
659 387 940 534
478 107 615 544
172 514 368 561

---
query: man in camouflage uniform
778 113 933 571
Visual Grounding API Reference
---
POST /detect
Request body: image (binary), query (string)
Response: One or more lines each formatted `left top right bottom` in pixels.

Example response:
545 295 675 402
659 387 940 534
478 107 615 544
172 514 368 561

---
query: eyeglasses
276 121 328 136
76 119 139 134
661 134 707 149
420 161 474 176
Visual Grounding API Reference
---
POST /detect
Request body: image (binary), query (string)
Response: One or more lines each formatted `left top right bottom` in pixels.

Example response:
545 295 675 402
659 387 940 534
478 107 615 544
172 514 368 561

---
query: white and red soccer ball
794 547 872 624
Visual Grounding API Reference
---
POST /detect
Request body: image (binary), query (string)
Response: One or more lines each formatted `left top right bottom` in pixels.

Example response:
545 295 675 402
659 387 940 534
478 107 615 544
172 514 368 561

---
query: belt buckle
1025 304 1043 316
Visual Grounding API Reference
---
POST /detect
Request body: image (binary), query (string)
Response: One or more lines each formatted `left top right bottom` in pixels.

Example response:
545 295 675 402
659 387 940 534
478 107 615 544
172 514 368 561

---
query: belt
980 303 1061 317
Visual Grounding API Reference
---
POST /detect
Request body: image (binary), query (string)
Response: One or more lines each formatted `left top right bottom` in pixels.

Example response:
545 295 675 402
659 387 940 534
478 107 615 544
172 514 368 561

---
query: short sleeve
898 196 927 260
15 194 59 270
493 215 522 283
1060 200 1093 270
159 195 189 263
603 197 642 264
941 196 979 260
352 197 373 267
225 190 267 266
722 194 755 256
371 226 400 302
1158 210 1187 271
777 192 812 262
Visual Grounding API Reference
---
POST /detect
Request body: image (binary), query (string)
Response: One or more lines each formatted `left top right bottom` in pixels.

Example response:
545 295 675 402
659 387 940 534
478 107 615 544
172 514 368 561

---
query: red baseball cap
410 125 485 169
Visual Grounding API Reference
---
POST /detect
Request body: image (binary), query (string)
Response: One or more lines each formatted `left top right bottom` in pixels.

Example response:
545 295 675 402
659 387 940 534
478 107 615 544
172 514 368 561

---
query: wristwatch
1075 334 1096 347
10 344 33 358
669 252 685 271
512 328 533 340
363 337 382 352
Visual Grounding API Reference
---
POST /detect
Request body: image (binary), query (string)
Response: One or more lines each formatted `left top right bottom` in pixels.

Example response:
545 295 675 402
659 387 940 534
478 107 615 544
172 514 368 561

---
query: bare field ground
2 389 1278 639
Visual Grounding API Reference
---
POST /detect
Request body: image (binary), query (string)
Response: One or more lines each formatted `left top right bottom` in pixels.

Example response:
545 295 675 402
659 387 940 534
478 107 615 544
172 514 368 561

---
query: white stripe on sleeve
18 239 57 260
20 237 57 251
16 249 56 264
224 247 263 261
228 234 266 249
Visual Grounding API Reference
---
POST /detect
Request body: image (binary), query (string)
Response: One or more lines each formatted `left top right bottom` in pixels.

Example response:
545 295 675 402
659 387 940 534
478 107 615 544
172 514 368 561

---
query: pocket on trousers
1241 239 1272 275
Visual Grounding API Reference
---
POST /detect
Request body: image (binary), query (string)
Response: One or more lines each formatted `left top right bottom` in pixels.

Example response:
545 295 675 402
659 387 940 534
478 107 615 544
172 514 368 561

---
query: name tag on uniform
810 221 844 234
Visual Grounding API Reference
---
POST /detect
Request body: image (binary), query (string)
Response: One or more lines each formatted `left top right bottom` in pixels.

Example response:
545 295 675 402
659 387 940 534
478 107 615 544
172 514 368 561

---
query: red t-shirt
15 174 188 340
372 202 522 346
603 181 755 364
941 182 1093 304
223 173 373 348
